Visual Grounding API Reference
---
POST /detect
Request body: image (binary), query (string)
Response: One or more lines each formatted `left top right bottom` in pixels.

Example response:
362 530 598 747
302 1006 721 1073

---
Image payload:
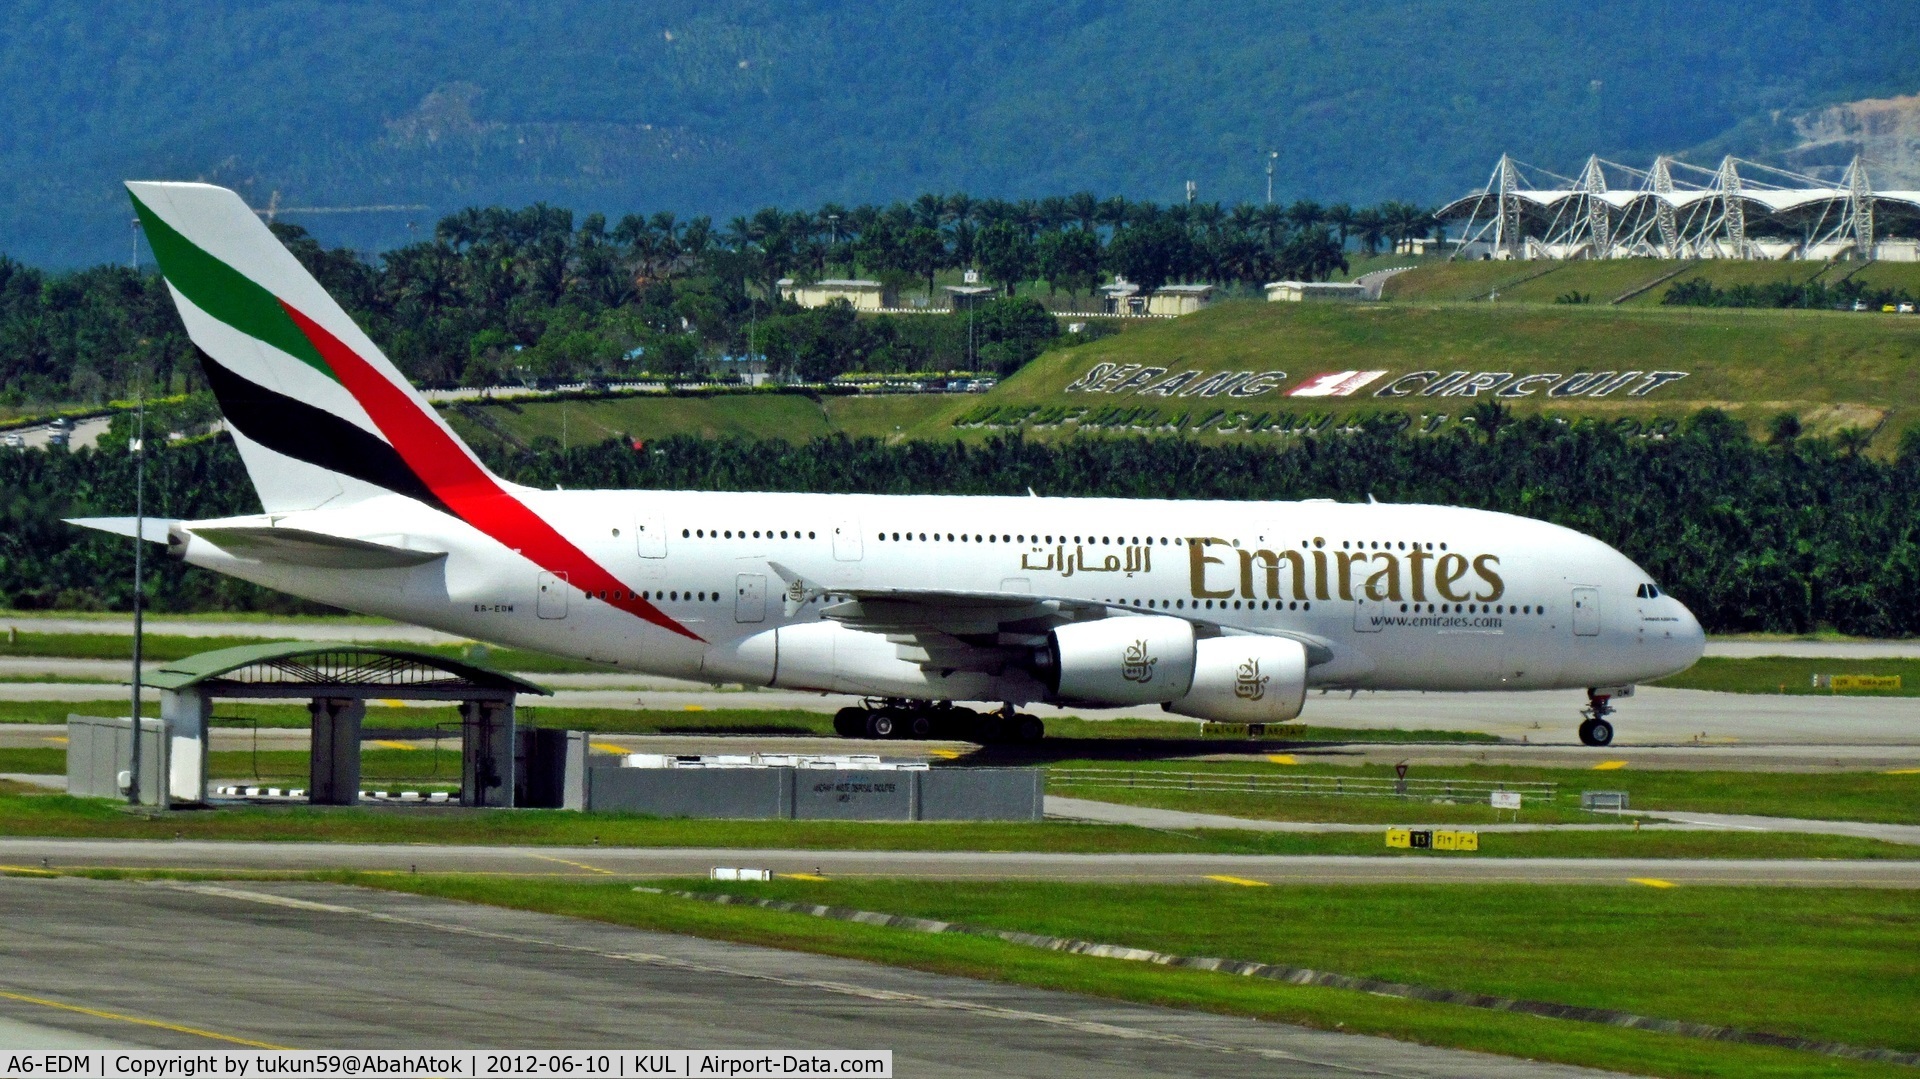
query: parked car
1 432 23 449
45 430 69 448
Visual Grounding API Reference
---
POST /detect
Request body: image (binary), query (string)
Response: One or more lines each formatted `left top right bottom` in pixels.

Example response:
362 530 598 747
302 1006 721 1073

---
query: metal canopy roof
144 641 551 700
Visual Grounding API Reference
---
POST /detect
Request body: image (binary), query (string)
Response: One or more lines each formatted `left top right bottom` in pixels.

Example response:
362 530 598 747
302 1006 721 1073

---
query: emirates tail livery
73 182 1704 747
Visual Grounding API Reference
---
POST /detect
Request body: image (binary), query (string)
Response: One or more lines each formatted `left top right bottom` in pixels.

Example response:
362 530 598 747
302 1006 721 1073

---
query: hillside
904 297 1920 447
7 0 1920 266
445 291 1920 453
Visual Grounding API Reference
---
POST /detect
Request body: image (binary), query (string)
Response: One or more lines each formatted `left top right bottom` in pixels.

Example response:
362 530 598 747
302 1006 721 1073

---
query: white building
1265 280 1369 302
776 278 898 311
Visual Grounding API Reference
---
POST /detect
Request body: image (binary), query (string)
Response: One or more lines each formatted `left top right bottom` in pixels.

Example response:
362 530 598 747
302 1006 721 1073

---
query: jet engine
1042 616 1196 704
1163 636 1308 723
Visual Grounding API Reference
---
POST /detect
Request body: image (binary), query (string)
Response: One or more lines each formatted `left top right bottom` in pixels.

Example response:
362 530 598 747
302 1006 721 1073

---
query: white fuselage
174 488 1705 706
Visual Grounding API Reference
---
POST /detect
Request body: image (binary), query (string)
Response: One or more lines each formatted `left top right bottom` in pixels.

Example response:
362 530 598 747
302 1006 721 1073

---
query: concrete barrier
582 765 1042 821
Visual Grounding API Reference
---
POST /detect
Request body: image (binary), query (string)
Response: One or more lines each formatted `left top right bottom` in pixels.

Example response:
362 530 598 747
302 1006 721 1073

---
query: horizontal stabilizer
65 517 178 543
189 526 446 569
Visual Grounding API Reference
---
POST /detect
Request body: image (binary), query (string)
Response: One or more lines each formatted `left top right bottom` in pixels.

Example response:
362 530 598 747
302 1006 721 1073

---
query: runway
11 679 1920 749
0 877 1622 1077
4 837 1917 885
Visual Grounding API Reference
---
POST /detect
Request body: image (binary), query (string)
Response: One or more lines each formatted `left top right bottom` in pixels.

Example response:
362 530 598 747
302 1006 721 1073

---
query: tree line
8 412 1920 638
0 193 1439 408
1661 275 1915 311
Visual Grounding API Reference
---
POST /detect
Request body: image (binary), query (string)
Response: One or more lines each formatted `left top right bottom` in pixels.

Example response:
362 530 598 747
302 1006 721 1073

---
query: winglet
767 561 825 617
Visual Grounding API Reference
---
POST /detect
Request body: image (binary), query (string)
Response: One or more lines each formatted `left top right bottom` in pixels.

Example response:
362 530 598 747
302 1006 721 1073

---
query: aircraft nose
1668 598 1706 671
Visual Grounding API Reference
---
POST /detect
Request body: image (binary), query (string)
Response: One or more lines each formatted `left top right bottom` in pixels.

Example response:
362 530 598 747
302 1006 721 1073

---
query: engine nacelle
1044 616 1195 705
1164 636 1308 723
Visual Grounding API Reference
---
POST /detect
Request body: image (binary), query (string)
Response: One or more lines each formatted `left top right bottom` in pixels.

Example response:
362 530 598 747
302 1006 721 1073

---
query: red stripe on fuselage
278 301 702 642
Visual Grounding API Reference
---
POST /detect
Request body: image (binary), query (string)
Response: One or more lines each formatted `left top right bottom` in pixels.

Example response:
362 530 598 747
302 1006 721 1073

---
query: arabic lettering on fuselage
1020 543 1153 578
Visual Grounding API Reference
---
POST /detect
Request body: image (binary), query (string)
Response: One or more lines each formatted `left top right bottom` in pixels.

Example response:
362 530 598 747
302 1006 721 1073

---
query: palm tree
1286 199 1324 230
1065 191 1099 232
1352 208 1387 256
942 192 976 227
911 193 945 230
1324 203 1356 249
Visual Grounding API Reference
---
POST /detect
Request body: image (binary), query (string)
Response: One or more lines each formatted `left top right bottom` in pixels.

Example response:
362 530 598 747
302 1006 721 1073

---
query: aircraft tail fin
127 181 492 515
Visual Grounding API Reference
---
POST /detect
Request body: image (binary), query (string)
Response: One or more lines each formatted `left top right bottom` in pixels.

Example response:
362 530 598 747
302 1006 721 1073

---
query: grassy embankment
1044 758 1920 826
1382 257 1920 306
333 874 1920 1079
436 261 1920 451
919 293 1920 446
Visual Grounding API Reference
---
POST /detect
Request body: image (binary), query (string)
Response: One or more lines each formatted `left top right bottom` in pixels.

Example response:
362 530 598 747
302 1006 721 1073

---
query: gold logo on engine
1235 657 1269 701
1121 639 1157 683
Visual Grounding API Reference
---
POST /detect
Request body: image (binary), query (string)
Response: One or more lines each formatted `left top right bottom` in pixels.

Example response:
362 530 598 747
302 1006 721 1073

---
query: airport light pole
126 399 146 806
1266 152 1278 204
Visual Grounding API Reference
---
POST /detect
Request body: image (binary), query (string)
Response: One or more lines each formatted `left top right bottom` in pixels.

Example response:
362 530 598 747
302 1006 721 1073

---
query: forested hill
9 0 1920 267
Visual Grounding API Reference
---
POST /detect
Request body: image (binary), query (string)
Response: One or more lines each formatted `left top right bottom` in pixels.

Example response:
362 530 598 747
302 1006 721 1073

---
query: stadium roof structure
1437 154 1920 261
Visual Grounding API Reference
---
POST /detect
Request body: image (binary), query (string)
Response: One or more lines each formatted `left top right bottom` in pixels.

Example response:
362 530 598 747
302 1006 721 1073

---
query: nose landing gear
1578 688 1616 747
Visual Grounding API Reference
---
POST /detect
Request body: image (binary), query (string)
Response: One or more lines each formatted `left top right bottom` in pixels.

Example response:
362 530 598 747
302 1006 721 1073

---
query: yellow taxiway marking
684 704 705 711
0 865 59 877
378 699 405 708
1205 874 1271 888
527 854 615 876
44 735 68 744
1629 878 1675 889
780 872 830 881
929 749 961 760
1266 754 1298 765
0 988 287 1049
1884 768 1920 775
590 742 628 755
1592 760 1629 771
368 740 416 751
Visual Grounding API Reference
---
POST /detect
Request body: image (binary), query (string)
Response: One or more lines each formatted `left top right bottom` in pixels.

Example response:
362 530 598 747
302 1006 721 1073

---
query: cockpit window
1635 583 1662 599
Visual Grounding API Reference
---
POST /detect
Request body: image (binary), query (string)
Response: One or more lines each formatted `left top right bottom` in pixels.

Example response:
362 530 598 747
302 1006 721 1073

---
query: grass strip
345 874 1920 1079
656 885 1919 1066
1656 656 1920 697
1047 757 1920 826
0 787 1914 859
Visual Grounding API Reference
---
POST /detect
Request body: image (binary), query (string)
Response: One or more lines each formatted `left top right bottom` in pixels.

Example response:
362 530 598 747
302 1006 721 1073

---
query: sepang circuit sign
1062 363 1689 400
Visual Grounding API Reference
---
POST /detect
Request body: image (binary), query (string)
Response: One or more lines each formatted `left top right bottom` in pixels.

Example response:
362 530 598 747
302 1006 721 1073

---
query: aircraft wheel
867 711 899 739
832 707 865 738
909 714 934 739
1015 714 1045 742
1578 717 1614 747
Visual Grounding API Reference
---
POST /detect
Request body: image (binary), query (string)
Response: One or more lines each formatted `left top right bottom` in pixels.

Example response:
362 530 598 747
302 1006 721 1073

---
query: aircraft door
1352 595 1385 632
536 571 569 619
635 509 667 558
832 518 864 561
1572 586 1601 636
735 573 767 623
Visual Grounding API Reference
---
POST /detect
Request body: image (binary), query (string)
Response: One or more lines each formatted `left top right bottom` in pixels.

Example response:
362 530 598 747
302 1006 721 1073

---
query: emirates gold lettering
1007 534 1503 603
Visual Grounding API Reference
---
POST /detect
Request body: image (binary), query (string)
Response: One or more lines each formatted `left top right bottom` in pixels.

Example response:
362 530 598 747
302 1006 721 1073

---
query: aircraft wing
768 562 1333 674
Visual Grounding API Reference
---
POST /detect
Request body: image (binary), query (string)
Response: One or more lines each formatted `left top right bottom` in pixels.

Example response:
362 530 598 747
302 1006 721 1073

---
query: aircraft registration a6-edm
73 182 1704 747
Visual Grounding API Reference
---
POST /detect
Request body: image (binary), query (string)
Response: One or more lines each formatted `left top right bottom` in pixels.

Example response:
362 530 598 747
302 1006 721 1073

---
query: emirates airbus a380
73 182 1704 747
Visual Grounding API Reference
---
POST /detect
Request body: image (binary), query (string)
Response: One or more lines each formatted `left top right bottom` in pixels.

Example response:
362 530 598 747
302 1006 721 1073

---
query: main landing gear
1578 688 1616 747
832 700 1045 744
